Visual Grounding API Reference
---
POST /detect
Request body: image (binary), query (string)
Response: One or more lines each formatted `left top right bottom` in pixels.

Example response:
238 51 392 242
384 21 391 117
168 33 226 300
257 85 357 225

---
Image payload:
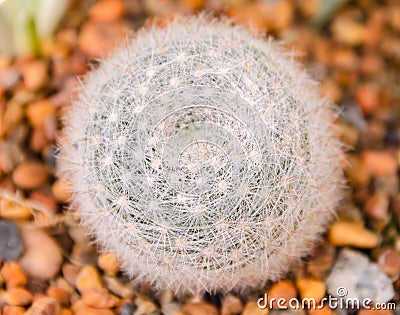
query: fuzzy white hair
59 15 343 295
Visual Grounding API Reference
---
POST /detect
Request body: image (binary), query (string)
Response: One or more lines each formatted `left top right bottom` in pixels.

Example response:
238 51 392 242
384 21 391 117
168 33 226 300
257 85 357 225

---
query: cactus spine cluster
59 16 343 294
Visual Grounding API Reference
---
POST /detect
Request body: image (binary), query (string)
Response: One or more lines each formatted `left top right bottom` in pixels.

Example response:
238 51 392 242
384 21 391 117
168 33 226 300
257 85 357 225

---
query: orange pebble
1 262 27 288
361 150 398 177
89 0 125 22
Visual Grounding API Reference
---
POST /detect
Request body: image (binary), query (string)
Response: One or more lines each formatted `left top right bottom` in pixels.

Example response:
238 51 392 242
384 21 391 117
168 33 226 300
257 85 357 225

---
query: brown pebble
62 263 81 287
321 78 342 103
78 21 127 58
4 287 33 306
296 278 325 303
0 101 24 138
26 99 56 128
21 60 48 91
267 280 297 309
103 275 135 299
97 252 119 275
89 0 125 22
329 221 379 248
2 305 25 315
46 286 70 306
75 308 114 315
12 161 49 190
221 294 242 315
242 301 268 315
1 262 27 288
364 190 389 220
19 226 63 281
25 297 60 315
82 288 119 308
345 154 371 187
75 265 103 294
361 151 398 177
51 180 72 203
135 294 158 315
182 302 218 315
378 248 400 278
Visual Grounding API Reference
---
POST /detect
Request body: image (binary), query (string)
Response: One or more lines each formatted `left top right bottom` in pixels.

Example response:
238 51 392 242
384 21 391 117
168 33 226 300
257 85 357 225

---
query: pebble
24 297 60 315
120 301 137 315
103 275 135 298
364 190 389 221
30 126 49 153
296 278 325 303
377 248 400 278
75 265 103 293
267 280 297 309
26 99 56 128
228 0 293 32
19 225 63 281
159 289 174 306
51 180 72 203
361 151 398 177
0 195 32 221
46 286 70 306
58 309 73 315
78 21 128 58
74 308 114 315
62 263 81 287
161 302 182 315
221 294 243 315
81 288 119 308
182 302 218 315
308 306 332 315
21 60 48 91
356 84 379 115
0 220 24 261
135 294 159 315
241 301 268 315
331 16 365 46
4 287 33 306
1 262 27 288
89 0 125 22
97 252 119 275
345 154 371 187
326 249 395 304
2 305 26 315
12 161 49 190
329 221 379 248
306 243 336 279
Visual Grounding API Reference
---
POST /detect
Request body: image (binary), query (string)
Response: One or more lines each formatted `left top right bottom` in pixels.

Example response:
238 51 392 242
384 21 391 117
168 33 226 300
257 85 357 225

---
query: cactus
59 16 343 295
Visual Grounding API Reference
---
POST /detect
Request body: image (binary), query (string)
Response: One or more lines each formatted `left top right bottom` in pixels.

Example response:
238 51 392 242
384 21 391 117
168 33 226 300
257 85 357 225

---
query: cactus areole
59 16 343 294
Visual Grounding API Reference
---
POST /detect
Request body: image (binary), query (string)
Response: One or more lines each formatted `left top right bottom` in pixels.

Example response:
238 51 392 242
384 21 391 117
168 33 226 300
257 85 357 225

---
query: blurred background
0 0 399 314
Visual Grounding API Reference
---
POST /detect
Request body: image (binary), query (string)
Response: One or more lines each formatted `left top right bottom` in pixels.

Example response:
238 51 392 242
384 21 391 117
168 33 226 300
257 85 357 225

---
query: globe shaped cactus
59 16 343 294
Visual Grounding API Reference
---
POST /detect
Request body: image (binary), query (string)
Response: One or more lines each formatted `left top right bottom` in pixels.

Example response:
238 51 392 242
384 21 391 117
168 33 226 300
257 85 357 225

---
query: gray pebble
120 301 137 315
326 248 395 305
0 219 24 261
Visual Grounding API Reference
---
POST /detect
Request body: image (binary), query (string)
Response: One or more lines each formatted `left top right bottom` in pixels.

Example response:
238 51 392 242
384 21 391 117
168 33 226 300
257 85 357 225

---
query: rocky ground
0 0 399 314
